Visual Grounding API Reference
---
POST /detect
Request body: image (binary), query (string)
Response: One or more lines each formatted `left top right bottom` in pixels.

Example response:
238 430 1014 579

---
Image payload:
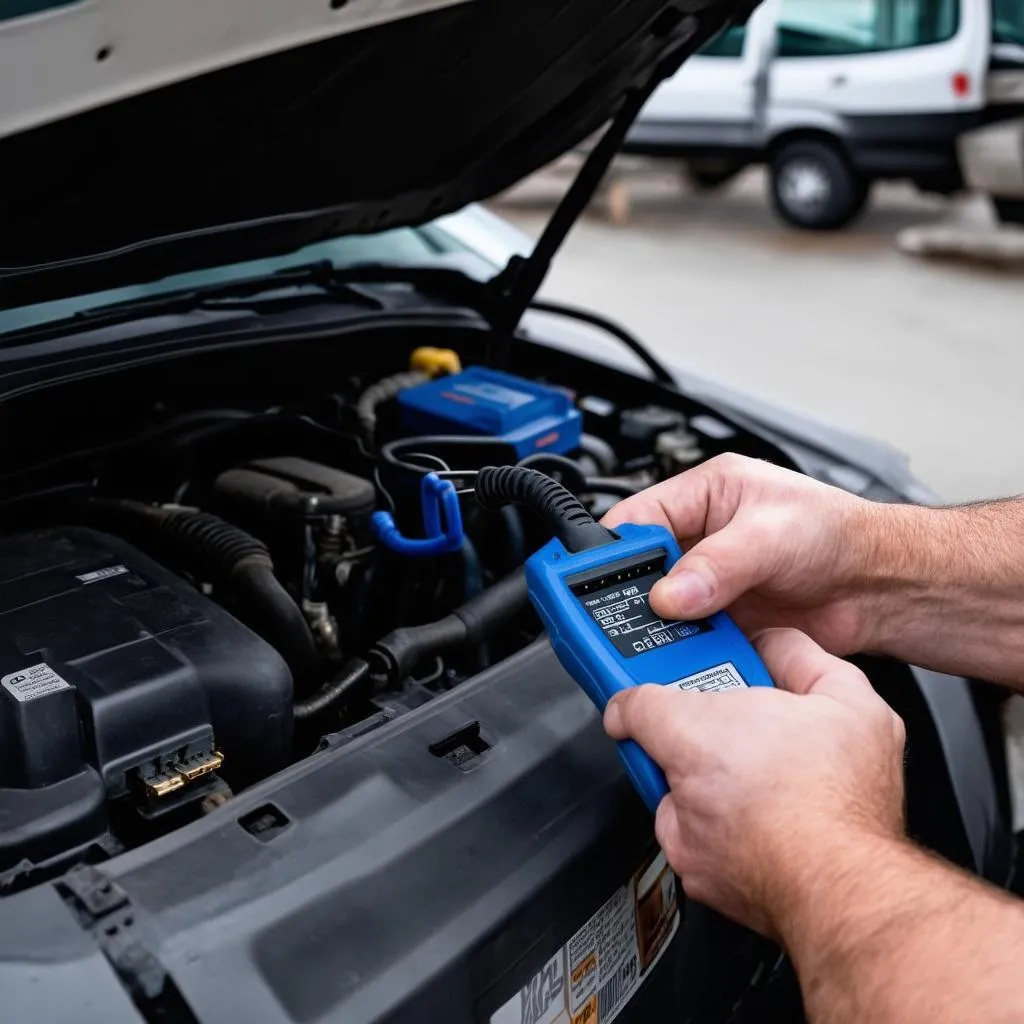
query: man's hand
603 454 1024 688
604 628 905 938
602 454 886 655
605 628 1024 1024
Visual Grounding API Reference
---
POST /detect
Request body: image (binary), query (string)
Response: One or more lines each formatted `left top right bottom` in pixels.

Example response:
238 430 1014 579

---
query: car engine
0 343 785 891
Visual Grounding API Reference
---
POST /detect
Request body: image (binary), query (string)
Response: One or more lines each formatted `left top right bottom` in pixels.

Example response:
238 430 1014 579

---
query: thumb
754 627 878 710
650 514 782 619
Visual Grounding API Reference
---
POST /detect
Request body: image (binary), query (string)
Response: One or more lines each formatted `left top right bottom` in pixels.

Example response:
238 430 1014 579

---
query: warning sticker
490 849 679 1024
673 661 746 692
1 663 73 702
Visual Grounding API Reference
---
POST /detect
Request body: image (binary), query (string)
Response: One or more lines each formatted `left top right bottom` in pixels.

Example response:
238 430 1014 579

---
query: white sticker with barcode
1 663 73 703
673 661 746 692
490 849 679 1024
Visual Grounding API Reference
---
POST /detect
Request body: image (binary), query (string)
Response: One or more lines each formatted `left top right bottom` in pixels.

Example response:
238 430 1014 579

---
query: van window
777 0 960 57
0 0 81 20
993 0 1024 45
698 24 747 57
697 10 753 58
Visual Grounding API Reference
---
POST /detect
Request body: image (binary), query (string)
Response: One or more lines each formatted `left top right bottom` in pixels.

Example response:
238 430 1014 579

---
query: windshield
993 0 1024 45
0 223 474 337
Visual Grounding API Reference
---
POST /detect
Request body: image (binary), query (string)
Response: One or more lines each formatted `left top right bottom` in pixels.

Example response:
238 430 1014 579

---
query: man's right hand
602 454 889 656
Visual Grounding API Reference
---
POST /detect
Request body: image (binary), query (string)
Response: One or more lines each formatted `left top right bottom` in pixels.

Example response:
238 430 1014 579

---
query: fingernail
604 699 623 735
660 571 713 612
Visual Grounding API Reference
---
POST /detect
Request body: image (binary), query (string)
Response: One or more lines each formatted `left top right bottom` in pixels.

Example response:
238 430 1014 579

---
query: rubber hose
84 500 319 682
294 658 371 720
475 466 616 554
515 452 588 494
583 477 638 498
370 569 528 681
499 506 526 573
578 433 618 475
356 371 427 447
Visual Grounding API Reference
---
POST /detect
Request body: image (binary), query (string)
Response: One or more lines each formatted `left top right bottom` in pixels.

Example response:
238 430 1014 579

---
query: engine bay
0 333 795 892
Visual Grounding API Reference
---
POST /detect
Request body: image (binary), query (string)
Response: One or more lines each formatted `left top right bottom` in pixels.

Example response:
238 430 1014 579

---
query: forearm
776 833 1024 1024
857 499 1024 688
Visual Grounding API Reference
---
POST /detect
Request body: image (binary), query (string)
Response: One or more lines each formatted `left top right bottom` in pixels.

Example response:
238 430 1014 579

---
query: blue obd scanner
474 465 774 813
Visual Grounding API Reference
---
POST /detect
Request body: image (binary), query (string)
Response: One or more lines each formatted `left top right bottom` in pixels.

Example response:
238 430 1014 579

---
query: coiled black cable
475 466 616 553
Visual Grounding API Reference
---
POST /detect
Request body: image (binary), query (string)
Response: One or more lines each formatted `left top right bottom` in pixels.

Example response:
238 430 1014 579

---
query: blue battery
396 366 582 458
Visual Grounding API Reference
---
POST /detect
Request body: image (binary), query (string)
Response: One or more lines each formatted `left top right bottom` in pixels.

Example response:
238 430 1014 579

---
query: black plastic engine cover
0 526 292 870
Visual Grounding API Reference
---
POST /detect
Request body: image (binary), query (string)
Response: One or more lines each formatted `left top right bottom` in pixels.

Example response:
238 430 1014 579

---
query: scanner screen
573 566 711 659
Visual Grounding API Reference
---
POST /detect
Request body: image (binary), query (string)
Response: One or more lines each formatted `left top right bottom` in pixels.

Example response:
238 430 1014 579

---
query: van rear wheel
770 140 869 230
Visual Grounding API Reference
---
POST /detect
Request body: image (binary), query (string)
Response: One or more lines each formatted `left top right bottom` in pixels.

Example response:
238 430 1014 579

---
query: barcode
597 954 637 1021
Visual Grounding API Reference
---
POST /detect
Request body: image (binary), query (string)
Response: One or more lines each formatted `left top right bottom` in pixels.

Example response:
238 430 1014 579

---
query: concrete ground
493 164 1024 503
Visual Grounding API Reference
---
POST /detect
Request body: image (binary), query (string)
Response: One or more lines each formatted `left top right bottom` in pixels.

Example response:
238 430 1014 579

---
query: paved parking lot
495 165 1024 502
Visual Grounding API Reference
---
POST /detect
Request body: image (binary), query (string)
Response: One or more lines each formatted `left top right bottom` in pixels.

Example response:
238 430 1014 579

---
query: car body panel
0 0 754 303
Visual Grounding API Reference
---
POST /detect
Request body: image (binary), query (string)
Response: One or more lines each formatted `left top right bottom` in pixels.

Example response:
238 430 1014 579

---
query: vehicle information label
673 661 746 692
490 849 679 1024
2 663 73 703
76 564 129 585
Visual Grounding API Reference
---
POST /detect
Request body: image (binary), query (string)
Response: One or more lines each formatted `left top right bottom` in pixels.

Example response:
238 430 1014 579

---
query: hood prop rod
483 60 679 371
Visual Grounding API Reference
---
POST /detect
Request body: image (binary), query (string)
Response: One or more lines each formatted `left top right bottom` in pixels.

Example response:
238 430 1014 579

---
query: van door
629 0 778 153
768 0 991 191
770 0 990 123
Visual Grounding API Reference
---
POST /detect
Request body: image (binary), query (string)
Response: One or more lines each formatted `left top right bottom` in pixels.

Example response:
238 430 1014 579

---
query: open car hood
0 0 753 307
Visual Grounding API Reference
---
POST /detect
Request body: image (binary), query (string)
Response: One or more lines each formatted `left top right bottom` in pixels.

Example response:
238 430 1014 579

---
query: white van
624 0 1024 229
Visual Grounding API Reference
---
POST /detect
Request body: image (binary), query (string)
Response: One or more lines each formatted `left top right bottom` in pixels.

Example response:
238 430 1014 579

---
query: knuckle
708 451 746 476
682 872 712 907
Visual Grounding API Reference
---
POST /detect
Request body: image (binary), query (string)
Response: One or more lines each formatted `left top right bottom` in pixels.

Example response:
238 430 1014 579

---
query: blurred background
490 0 1024 504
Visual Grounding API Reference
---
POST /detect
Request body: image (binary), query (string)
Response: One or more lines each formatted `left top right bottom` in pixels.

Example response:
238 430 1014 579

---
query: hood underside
0 0 753 307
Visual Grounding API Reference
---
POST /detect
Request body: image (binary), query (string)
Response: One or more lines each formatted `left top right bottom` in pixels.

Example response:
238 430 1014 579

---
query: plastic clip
371 473 465 557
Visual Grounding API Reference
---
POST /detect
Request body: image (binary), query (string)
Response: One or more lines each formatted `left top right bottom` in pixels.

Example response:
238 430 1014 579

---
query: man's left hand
604 629 906 938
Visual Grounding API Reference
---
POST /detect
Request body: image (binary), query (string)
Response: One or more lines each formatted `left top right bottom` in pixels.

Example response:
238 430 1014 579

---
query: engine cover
396 366 582 457
0 526 292 873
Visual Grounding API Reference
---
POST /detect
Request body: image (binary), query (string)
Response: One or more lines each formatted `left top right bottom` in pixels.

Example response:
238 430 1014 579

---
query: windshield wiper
0 261 491 347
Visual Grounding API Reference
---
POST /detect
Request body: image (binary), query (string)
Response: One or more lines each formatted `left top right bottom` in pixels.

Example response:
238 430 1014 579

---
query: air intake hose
370 568 529 681
83 500 319 683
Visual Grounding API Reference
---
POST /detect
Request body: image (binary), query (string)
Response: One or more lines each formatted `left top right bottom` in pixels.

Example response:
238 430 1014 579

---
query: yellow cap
410 347 462 378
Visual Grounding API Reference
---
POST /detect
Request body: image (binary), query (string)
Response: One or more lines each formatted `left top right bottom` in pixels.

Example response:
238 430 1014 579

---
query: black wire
486 74 672 368
378 434 516 482
583 477 638 498
403 451 452 473
528 299 676 386
516 452 587 493
515 453 637 499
